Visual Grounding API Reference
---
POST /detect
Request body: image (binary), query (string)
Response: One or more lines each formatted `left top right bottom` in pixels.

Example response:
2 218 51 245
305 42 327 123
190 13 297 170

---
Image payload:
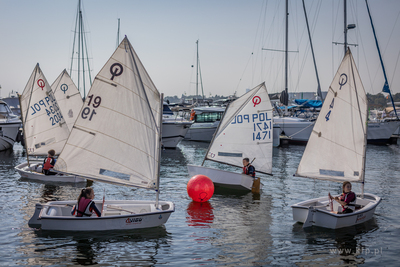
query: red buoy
187 175 214 202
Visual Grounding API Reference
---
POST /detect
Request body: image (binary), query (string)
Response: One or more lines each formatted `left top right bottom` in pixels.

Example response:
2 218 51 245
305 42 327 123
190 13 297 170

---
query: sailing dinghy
15 64 85 183
291 49 381 229
187 82 273 191
28 37 174 231
51 69 83 131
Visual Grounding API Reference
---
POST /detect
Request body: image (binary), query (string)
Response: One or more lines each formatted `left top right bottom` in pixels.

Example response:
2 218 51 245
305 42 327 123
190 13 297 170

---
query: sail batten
205 82 273 175
54 37 161 189
295 49 367 183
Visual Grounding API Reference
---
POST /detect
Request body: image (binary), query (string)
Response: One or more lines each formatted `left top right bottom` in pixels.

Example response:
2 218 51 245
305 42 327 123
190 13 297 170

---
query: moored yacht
0 100 22 150
184 106 225 142
162 103 192 148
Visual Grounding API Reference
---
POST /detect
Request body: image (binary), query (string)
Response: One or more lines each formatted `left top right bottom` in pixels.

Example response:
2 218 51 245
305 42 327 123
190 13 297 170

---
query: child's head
78 187 95 201
48 149 55 157
342 181 352 193
243 158 249 166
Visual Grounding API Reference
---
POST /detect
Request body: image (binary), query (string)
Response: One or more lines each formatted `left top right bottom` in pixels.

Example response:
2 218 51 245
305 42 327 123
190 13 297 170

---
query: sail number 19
81 94 102 121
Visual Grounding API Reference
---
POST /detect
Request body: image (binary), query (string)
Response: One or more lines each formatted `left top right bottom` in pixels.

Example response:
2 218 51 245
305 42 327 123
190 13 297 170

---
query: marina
0 139 399 265
0 0 400 265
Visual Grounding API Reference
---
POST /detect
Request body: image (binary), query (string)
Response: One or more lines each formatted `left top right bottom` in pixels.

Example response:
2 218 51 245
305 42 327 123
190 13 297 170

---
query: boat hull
15 161 86 183
0 121 21 150
291 193 381 229
274 117 314 144
366 120 400 144
275 117 400 144
30 200 175 231
162 121 191 148
184 121 220 142
187 164 255 191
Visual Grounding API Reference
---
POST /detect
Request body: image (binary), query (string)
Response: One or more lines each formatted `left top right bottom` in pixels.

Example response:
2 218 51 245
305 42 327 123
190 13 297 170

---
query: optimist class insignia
252 96 261 107
37 79 45 90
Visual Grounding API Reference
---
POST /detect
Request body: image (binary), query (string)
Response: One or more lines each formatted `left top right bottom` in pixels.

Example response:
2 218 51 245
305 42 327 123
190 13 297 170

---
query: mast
20 63 38 168
70 0 92 100
156 93 164 207
365 0 398 119
285 0 289 104
116 18 120 49
302 0 323 101
196 39 199 105
344 0 348 54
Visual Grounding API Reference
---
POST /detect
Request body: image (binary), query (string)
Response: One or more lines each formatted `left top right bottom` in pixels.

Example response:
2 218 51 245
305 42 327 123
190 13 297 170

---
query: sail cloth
54 37 162 189
205 82 273 175
51 69 83 131
20 64 70 156
295 49 367 182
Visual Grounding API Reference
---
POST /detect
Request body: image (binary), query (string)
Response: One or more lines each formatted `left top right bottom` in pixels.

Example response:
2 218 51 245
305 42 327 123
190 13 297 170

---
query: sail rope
285 120 315 138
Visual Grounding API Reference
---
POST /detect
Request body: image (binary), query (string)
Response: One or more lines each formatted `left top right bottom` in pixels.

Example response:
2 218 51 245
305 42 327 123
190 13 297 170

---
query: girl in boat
71 187 102 217
329 181 356 214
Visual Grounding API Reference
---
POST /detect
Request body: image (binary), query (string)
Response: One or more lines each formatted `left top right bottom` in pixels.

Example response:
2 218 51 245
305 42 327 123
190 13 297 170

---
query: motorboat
0 100 22 151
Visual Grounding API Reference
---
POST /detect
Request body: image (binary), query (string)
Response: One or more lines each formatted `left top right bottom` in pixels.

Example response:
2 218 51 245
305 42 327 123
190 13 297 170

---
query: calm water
0 140 399 266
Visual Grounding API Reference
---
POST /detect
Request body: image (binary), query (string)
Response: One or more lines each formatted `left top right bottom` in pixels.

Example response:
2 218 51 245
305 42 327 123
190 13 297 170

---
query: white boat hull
15 161 86 183
291 193 381 229
0 121 21 150
29 200 175 231
162 121 191 148
187 164 255 191
366 120 400 143
184 121 220 142
273 117 314 143
275 116 400 144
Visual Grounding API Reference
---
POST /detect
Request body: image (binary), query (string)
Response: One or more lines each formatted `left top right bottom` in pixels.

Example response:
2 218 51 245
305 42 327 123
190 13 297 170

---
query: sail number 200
81 94 102 121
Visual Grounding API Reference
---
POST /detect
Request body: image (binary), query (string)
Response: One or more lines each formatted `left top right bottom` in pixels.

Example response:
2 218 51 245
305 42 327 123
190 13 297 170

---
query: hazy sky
1 0 399 99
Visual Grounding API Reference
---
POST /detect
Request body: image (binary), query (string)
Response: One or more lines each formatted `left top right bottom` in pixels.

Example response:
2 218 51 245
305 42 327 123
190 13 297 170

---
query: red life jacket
43 157 54 170
339 191 356 211
243 164 256 177
76 198 93 217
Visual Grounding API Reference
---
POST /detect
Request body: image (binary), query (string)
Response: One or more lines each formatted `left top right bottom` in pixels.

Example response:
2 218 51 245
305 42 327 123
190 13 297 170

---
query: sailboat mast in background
70 0 92 100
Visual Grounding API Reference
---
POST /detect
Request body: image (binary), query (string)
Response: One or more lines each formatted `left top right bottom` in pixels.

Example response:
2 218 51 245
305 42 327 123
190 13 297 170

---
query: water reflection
18 227 170 266
211 191 273 265
292 218 379 265
186 201 214 228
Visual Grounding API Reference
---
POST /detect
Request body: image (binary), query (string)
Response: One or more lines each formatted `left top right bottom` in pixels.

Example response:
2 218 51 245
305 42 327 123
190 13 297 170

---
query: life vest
76 198 94 217
43 157 55 170
243 164 256 177
340 192 357 211
190 109 195 121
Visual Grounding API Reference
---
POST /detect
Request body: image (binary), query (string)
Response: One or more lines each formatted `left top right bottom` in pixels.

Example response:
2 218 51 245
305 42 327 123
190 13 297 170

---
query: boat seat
354 204 363 210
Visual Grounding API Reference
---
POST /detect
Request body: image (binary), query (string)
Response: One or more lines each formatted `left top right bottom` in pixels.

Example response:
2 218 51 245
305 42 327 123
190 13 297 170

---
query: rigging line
198 57 205 99
357 22 374 94
70 1 80 75
235 52 253 92
384 9 400 56
82 19 92 88
390 45 400 90
287 120 315 139
389 10 400 87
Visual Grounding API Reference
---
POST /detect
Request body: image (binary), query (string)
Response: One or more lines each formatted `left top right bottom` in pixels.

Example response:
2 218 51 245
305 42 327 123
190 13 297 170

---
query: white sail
296 49 367 182
51 69 83 131
205 82 273 174
54 37 162 189
20 64 70 156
